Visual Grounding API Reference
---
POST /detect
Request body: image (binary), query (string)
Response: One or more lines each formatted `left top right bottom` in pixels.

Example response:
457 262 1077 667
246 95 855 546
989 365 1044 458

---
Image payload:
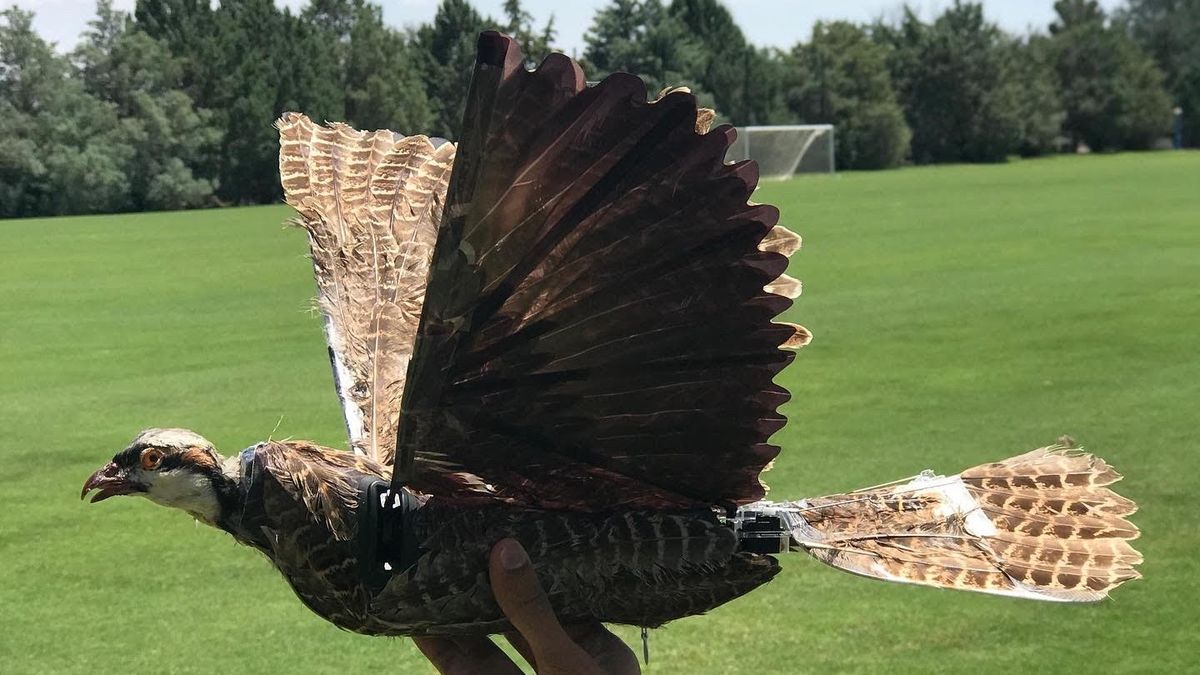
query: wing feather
389 33 804 509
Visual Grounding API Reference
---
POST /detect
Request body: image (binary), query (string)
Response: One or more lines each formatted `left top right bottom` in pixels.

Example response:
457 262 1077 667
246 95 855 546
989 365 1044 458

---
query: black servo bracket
356 477 423 592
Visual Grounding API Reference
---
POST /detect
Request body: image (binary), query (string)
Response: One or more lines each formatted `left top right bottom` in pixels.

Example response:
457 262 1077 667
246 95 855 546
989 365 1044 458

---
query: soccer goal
726 125 835 179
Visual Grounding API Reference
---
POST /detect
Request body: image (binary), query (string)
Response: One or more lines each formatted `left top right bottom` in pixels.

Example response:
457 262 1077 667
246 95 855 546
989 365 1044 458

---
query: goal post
726 125 836 179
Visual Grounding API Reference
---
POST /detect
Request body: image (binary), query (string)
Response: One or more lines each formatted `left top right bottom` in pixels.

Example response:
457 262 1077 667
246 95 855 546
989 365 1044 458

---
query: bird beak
81 462 141 502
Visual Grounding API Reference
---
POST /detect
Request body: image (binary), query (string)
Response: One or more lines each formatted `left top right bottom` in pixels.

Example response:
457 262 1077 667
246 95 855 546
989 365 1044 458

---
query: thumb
488 538 600 674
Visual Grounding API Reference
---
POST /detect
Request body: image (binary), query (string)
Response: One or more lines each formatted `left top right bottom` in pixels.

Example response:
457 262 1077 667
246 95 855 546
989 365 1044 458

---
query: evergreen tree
302 0 431 133
278 5 346 124
209 0 289 203
583 0 709 103
133 0 222 105
785 21 910 169
503 0 556 66
346 9 430 132
414 0 492 139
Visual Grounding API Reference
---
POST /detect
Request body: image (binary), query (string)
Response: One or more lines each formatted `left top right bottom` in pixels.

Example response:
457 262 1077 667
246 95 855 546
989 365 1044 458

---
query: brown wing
277 114 456 465
390 33 807 510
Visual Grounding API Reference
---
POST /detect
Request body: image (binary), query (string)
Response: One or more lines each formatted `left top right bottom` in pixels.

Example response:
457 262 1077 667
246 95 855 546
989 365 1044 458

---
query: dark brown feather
392 33 796 511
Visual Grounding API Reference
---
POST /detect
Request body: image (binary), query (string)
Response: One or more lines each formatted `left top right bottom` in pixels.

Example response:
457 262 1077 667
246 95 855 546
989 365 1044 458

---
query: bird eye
140 448 165 471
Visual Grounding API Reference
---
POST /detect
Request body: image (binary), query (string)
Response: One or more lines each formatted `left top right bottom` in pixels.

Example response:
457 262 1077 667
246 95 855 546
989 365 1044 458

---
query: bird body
141 437 775 636
83 31 1140 644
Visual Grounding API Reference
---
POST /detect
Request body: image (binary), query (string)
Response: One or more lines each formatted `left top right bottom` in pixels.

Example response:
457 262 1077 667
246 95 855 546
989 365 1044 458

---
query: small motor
356 477 424 591
729 506 795 554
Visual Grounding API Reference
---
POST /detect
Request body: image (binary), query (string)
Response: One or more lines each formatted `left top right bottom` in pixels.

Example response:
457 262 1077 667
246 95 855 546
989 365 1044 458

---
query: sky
14 0 1127 55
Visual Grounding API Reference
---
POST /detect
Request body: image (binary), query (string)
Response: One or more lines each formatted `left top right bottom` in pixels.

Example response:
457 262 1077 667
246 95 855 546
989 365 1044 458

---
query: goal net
725 125 835 179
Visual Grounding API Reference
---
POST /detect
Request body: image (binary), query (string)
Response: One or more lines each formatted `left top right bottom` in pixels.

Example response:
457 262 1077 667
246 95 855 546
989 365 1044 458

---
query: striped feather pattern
277 114 455 466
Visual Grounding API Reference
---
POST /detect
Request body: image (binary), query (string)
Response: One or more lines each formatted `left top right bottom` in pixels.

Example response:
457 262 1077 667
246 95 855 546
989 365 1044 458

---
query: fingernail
498 539 528 571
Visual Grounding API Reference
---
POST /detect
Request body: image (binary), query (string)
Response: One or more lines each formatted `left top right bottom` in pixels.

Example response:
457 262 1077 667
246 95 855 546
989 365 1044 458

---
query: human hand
414 538 641 675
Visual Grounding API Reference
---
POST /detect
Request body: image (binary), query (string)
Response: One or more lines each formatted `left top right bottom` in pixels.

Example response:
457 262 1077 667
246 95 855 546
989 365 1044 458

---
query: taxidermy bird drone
83 33 1141 639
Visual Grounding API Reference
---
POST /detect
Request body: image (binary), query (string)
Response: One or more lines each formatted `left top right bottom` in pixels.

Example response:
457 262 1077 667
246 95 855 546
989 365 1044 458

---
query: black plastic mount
356 477 423 592
734 511 791 554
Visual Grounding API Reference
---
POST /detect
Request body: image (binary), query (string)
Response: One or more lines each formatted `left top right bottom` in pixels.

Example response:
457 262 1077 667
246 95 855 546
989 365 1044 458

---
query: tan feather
765 274 802 299
277 113 455 465
759 226 802 257
756 225 807 349
777 323 812 350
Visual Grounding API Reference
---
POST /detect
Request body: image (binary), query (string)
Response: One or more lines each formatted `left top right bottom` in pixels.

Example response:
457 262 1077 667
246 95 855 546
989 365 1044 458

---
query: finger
413 636 523 675
564 624 642 675
489 538 599 673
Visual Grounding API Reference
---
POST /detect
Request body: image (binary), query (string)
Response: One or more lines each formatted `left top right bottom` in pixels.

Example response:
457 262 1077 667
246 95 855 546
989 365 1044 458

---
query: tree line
1 0 1193 218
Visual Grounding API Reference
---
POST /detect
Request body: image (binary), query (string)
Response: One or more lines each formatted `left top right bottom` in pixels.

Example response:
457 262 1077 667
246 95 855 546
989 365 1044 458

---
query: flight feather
390 32 808 508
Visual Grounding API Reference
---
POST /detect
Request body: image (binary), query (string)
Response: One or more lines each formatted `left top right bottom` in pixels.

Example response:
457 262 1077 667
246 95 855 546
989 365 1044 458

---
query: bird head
82 428 231 525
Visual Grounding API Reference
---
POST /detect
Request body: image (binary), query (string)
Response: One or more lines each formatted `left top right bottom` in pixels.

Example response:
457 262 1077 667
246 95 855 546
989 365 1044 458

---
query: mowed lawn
1 152 1197 674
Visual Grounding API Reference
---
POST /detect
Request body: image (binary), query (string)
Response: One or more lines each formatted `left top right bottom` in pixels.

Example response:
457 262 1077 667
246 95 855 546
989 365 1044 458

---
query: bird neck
197 453 245 531
210 448 271 542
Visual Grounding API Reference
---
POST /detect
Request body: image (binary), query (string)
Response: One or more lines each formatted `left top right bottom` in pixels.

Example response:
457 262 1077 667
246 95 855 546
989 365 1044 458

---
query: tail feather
988 532 1143 567
979 505 1138 540
772 444 1141 602
968 486 1137 517
961 447 1123 488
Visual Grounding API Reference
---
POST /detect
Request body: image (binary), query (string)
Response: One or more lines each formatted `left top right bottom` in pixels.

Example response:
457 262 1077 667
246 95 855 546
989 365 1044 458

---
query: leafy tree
1119 0 1200 147
0 7 130 217
785 21 910 169
1048 0 1172 150
876 3 1024 163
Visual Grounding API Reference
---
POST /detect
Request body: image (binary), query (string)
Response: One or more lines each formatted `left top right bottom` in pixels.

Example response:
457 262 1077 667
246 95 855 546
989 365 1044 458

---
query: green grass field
2 152 1197 673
